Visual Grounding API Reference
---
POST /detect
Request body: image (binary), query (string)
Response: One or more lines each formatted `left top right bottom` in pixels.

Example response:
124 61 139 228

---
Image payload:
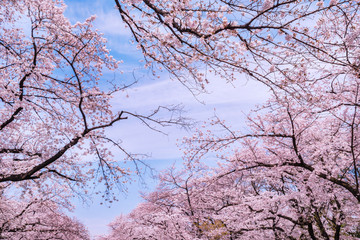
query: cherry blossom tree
0 195 90 239
0 0 186 196
1 0 117 194
104 156 359 239
114 0 357 90
0 0 125 237
1 0 188 237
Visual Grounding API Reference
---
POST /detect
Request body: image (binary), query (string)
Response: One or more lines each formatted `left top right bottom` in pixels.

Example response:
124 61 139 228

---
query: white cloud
95 9 132 38
112 75 268 110
108 75 269 160
64 0 132 36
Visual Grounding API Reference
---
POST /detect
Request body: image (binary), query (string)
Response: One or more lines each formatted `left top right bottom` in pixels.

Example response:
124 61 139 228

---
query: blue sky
63 0 269 238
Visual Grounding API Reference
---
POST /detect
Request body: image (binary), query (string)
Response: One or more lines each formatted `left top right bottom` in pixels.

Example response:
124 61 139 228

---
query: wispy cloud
108 75 269 160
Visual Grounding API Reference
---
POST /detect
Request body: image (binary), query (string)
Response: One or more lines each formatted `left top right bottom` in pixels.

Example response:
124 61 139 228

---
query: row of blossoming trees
2 0 360 239
101 0 360 239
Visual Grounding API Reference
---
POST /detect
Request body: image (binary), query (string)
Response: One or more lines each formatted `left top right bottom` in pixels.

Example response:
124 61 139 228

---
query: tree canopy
1 0 360 238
